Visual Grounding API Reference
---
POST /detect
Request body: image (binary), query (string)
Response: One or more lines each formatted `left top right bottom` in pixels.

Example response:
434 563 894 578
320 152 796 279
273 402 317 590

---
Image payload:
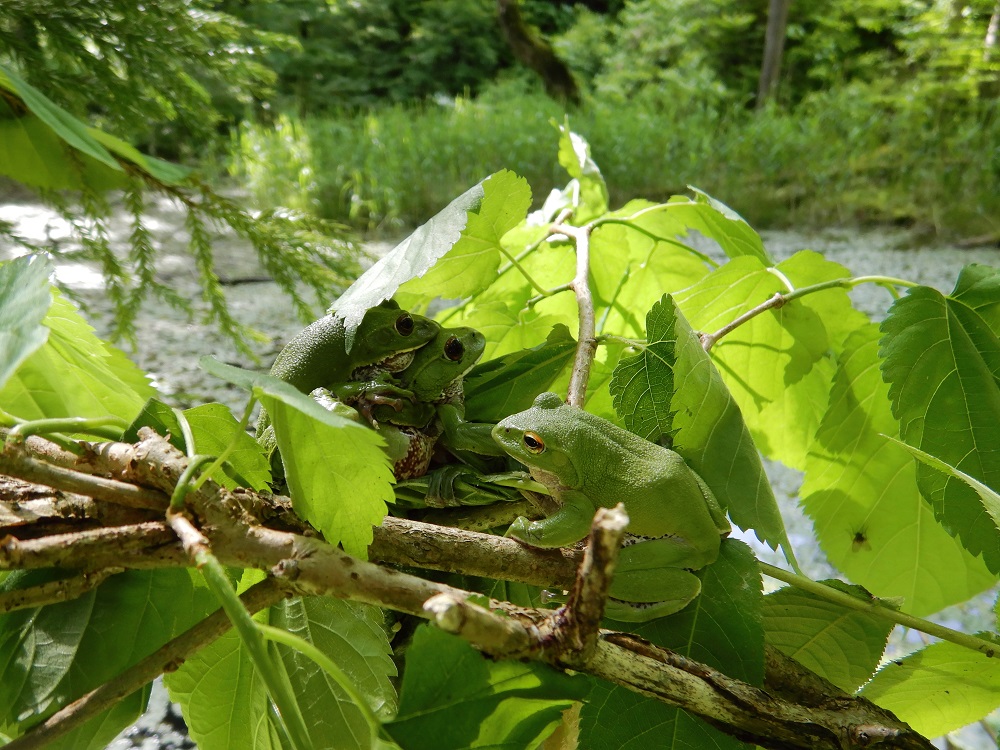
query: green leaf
801 325 996 616
611 295 793 558
0 65 120 171
331 170 531 344
272 597 397 749
201 355 395 558
673 251 865 471
554 122 608 221
581 540 762 750
0 569 218 729
879 281 1000 571
762 581 893 693
126 399 271 491
386 626 586 750
0 291 155 423
0 255 52 392
601 191 771 267
463 324 576 422
44 686 150 750
950 264 1000 333
166 628 283 750
861 636 1000 738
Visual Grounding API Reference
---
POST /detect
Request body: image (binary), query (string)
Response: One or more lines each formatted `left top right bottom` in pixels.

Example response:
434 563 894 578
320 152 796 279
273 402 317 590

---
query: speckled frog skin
492 392 730 621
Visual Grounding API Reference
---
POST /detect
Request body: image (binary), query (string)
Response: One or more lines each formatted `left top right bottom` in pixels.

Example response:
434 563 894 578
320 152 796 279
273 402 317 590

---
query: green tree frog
492 392 731 621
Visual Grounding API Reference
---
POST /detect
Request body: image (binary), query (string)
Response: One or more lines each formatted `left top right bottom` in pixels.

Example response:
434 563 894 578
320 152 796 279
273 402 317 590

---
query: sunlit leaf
581 540 762 750
861 636 1000 738
201 357 394 558
331 170 531 345
762 581 893 693
801 325 996 616
554 122 608 222
0 291 155 423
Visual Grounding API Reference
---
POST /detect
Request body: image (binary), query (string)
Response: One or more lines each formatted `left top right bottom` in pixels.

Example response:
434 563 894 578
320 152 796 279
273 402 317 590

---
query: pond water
2 196 999 749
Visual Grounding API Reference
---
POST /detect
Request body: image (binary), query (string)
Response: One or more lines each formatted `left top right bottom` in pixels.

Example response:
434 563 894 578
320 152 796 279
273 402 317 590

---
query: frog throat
351 348 417 379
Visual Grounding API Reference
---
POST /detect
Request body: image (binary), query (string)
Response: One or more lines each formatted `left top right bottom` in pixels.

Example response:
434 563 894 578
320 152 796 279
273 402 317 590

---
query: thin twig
0 447 168 511
551 218 597 406
700 292 786 351
0 567 124 613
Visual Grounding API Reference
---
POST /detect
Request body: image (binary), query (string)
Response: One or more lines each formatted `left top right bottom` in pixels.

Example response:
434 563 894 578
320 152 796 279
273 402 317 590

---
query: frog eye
522 431 545 454
395 314 415 335
444 336 465 361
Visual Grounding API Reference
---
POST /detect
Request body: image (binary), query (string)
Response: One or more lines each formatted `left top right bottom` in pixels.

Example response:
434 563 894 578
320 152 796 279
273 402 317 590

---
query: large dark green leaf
386 626 585 750
0 570 217 730
272 597 397 749
762 581 893 693
0 255 52 392
879 276 1000 571
801 325 995 616
581 540 762 750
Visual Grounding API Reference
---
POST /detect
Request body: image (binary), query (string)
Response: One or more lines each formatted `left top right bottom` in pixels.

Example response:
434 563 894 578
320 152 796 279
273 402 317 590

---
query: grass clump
230 83 1000 239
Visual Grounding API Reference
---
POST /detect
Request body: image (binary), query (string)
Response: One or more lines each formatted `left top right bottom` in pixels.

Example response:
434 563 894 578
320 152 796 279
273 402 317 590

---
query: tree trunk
757 0 791 108
496 0 581 105
985 0 1000 62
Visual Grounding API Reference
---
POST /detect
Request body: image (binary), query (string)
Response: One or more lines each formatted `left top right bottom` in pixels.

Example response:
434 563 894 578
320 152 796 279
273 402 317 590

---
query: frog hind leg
604 570 701 622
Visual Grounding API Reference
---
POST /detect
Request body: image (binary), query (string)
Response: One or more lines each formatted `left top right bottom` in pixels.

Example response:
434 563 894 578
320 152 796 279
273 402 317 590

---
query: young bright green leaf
554 122 609 222
386 625 586 750
463 324 576 422
801 325 996 616
271 597 397 749
762 581 893 693
600 191 771 266
888 437 1000 533
0 291 155 423
264 396 393 559
673 251 865 471
861 636 1000 738
125 399 271 491
611 294 794 558
0 569 218 729
581 540 762 750
331 170 531 344
166 628 283 750
879 282 1000 571
0 255 52 392
0 65 190 189
200 356 395 557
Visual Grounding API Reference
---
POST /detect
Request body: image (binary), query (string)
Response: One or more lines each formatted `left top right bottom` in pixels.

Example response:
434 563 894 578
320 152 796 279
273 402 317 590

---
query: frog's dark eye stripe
523 431 545 454
395 314 414 335
444 336 465 361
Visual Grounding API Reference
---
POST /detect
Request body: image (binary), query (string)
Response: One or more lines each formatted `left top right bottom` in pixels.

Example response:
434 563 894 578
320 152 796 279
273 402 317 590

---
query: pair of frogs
257 300 730 622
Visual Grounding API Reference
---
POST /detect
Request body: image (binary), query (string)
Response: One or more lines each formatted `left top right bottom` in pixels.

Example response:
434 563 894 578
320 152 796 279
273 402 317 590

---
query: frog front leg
505 489 595 548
